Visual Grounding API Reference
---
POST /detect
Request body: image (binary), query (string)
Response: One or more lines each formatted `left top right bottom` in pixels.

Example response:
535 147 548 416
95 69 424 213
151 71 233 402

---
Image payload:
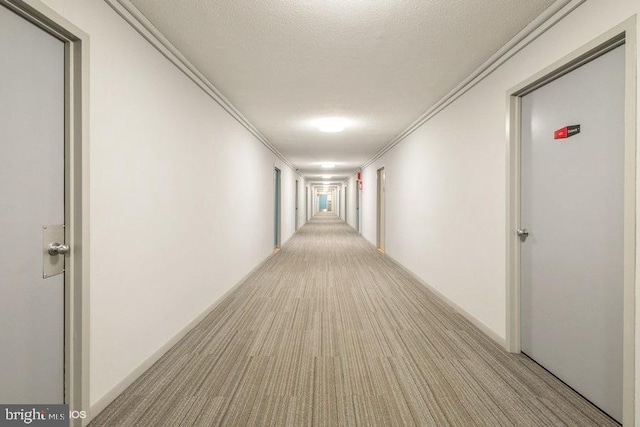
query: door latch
48 242 70 256
517 228 529 241
43 225 67 278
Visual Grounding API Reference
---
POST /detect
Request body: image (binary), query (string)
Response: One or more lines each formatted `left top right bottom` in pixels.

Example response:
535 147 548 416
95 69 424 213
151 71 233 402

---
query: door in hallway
0 4 65 403
319 194 327 211
356 185 360 232
344 186 348 223
376 167 386 252
273 168 281 248
332 190 335 213
520 45 624 422
295 180 299 231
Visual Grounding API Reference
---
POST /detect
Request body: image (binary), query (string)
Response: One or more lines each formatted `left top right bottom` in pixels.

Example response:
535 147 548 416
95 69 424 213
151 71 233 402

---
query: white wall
356 0 639 417
40 0 302 416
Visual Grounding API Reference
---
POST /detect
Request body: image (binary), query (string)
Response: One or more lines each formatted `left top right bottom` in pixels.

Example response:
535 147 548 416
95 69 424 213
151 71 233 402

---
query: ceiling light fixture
322 175 332 179
315 118 346 133
321 162 336 168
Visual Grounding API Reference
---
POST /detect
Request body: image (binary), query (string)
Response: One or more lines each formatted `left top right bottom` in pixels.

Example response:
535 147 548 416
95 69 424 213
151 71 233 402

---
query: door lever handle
517 228 529 241
48 242 70 256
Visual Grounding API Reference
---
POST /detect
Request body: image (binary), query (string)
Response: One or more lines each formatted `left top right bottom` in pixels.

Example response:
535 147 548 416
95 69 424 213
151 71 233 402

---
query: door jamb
505 18 636 426
294 179 299 231
344 184 348 223
1 0 90 425
356 180 360 233
376 166 386 253
273 167 281 250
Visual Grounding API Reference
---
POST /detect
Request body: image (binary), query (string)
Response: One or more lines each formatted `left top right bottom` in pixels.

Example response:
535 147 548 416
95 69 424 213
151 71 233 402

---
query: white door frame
273 167 281 249
356 181 360 233
505 19 636 426
376 166 386 253
294 179 299 231
344 184 347 223
1 1 90 424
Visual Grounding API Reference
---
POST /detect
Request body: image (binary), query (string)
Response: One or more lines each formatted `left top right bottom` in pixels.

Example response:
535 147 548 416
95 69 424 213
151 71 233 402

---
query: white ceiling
128 0 557 181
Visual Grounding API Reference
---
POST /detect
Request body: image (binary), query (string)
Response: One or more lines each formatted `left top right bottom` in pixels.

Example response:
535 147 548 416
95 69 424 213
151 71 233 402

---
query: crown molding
359 0 585 171
104 0 584 179
104 0 295 170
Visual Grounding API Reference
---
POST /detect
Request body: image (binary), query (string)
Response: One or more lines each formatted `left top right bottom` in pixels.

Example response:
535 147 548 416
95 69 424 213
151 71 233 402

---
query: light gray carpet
90 213 618 426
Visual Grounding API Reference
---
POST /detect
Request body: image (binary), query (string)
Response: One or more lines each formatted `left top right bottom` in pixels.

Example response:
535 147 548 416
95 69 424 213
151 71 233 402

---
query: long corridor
90 215 616 426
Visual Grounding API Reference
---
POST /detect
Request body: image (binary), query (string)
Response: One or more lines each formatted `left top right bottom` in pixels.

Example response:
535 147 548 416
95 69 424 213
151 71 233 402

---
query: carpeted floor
89 214 617 426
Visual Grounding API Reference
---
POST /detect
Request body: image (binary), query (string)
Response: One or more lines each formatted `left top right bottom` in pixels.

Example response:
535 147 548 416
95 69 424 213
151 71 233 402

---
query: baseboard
88 251 275 422
384 253 507 348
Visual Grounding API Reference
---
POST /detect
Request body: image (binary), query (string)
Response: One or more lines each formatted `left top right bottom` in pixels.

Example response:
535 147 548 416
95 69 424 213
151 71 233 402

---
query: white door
274 168 281 247
520 45 624 422
356 186 360 232
377 167 385 252
345 187 348 223
0 5 65 403
295 180 299 231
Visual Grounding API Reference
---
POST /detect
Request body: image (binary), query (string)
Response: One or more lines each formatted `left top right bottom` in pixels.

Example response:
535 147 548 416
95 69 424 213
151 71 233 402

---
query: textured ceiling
128 0 557 181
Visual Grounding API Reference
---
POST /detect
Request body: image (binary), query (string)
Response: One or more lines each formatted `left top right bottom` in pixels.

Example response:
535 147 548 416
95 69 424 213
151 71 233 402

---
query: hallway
90 214 615 426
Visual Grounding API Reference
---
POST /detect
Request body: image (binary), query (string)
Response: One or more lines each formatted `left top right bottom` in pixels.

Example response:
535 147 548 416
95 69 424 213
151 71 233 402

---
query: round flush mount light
315 118 346 133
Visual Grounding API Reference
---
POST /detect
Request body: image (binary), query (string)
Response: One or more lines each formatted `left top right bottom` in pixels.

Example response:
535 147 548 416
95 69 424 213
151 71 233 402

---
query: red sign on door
554 125 581 139
554 127 568 139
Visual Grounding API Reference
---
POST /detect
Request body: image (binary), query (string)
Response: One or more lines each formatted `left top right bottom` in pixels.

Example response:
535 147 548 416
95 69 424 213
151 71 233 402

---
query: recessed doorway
376 167 386 253
273 168 281 250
